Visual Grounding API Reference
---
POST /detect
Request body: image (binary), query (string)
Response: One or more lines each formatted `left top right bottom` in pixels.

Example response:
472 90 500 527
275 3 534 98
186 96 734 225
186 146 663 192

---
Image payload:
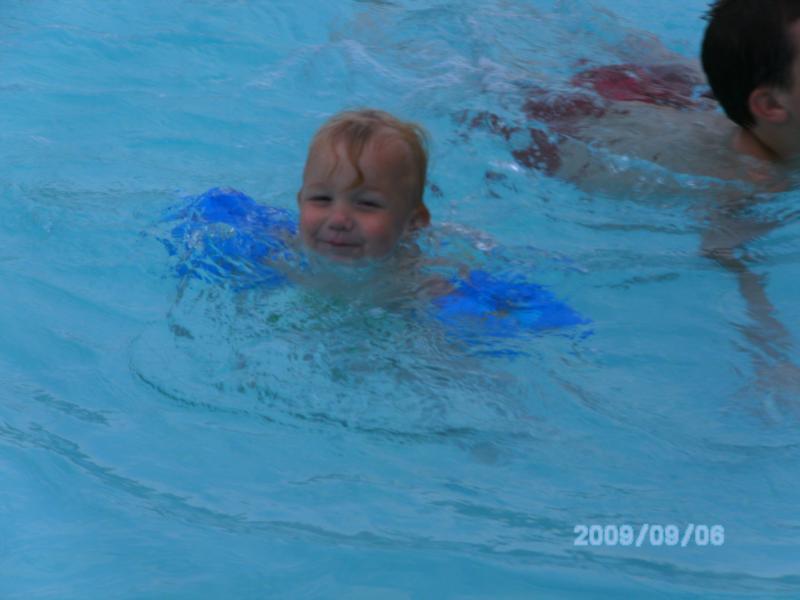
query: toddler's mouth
319 237 360 248
316 238 363 259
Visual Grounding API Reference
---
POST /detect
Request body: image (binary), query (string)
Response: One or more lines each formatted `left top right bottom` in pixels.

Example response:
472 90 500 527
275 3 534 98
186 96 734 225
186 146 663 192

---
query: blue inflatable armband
434 270 589 337
162 188 297 288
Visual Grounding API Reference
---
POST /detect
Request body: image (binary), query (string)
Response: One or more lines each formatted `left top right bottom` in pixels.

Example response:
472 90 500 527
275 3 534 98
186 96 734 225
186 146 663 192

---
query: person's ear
408 204 431 231
296 190 303 208
749 86 790 124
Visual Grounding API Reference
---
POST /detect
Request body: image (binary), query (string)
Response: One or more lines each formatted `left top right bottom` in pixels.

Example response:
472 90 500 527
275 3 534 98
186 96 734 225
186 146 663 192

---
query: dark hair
701 0 800 127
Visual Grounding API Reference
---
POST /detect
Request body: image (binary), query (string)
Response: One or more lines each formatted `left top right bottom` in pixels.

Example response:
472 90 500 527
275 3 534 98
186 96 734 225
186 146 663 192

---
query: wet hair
701 0 800 128
305 108 429 207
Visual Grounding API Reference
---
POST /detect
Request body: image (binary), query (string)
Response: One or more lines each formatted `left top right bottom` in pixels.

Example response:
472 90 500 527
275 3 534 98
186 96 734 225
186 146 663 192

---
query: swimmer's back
557 104 775 185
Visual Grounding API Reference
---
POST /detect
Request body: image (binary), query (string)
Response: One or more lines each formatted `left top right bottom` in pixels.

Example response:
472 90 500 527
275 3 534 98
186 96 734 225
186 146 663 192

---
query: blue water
2 1 800 598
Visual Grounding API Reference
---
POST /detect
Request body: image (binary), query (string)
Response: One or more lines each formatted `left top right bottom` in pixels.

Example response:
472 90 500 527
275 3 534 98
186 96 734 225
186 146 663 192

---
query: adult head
702 0 800 158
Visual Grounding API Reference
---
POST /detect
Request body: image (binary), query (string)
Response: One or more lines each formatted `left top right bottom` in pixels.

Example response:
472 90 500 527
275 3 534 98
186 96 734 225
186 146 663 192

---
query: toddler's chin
302 243 364 266
307 246 398 271
317 244 365 262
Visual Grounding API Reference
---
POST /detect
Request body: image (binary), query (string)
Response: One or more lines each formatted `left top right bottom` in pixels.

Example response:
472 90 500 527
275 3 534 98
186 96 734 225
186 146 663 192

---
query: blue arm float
162 187 297 287
433 270 589 336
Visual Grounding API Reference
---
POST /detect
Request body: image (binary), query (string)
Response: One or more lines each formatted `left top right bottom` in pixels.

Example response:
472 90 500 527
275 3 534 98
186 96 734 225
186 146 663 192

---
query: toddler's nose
326 204 354 230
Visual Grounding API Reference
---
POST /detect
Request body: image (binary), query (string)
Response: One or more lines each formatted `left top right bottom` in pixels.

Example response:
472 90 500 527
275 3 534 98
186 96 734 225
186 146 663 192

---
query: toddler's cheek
368 225 404 257
297 215 317 247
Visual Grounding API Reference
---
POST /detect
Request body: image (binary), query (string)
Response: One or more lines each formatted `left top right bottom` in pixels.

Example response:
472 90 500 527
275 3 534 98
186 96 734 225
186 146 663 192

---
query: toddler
163 109 587 338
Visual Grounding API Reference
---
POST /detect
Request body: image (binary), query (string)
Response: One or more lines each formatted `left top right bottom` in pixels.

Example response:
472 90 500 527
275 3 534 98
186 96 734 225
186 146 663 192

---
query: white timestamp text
573 524 725 547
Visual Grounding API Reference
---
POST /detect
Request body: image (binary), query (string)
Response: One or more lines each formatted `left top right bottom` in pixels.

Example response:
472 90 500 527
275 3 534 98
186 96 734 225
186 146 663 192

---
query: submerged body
467 62 782 187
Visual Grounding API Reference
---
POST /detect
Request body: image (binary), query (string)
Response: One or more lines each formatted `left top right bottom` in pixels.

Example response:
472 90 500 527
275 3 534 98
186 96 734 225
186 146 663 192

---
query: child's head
297 109 431 261
702 0 800 157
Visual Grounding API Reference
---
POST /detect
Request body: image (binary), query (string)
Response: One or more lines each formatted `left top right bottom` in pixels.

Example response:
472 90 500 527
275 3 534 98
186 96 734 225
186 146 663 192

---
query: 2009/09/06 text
574 524 725 548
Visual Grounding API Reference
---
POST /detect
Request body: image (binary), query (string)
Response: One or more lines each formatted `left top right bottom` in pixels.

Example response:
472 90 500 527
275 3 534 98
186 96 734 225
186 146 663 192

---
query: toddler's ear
749 86 790 124
409 204 431 230
296 190 303 207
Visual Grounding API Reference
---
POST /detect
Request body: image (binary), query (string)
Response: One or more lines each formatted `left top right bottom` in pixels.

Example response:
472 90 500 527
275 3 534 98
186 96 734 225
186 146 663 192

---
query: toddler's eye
357 199 382 209
309 195 331 203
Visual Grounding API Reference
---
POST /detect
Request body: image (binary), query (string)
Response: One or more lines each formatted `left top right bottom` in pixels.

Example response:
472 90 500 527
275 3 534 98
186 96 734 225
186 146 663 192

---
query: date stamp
574 524 725 547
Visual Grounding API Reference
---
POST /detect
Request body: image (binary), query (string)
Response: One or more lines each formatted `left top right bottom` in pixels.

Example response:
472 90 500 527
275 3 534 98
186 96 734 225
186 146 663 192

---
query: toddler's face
297 132 428 261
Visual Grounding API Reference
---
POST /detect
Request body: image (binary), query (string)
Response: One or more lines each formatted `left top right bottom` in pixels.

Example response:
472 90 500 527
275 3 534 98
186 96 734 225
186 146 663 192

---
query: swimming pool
2 0 799 597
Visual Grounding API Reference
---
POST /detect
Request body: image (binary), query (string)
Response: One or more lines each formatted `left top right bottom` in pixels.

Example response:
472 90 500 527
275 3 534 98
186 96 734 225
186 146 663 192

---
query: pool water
2 1 800 598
